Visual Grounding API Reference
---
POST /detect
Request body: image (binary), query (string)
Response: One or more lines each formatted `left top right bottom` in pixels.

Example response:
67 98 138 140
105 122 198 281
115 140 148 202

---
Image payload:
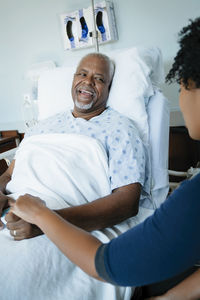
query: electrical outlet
23 94 31 104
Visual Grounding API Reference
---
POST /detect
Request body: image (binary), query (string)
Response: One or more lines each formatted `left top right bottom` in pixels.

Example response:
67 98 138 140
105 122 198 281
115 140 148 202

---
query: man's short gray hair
78 52 115 82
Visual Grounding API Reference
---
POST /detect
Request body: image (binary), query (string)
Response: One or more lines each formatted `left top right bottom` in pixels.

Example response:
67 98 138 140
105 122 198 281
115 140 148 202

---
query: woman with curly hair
4 17 200 299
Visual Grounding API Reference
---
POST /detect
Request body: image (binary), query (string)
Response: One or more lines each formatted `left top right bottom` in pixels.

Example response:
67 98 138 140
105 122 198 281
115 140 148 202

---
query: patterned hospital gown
25 107 150 198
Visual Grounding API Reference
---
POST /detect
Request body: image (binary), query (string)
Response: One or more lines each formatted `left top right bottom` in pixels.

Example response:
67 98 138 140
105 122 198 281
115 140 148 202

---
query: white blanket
0 134 135 300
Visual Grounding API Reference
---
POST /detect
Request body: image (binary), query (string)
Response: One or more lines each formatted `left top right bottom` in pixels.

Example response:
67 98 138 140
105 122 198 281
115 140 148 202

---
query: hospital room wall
0 0 199 131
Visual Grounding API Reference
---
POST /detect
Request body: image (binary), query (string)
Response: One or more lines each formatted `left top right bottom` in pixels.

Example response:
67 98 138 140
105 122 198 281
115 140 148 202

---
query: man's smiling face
71 55 111 116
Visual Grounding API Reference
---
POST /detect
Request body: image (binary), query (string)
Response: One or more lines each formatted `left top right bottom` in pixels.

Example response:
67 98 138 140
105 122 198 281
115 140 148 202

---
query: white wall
0 0 199 131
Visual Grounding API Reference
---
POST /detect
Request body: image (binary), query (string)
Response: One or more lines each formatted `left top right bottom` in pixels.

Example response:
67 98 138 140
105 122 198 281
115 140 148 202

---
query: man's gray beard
75 99 93 110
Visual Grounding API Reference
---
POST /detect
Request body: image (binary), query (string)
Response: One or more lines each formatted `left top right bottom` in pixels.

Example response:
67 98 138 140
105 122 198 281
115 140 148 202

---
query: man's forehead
77 55 109 69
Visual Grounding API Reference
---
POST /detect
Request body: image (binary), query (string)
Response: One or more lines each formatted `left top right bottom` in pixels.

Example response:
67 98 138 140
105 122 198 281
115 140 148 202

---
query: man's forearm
55 183 141 231
0 161 15 227
9 182 140 240
0 160 15 193
0 172 11 193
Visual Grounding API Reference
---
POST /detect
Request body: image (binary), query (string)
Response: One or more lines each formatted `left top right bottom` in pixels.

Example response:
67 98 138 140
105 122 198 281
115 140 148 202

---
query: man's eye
76 73 86 77
95 77 104 83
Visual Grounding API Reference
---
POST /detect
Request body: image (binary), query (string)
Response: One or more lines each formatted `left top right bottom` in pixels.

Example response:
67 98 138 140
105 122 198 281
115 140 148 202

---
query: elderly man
0 52 148 240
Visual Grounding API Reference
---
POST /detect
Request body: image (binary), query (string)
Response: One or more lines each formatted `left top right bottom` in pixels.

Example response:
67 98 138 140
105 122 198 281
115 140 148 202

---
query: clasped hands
0 192 44 240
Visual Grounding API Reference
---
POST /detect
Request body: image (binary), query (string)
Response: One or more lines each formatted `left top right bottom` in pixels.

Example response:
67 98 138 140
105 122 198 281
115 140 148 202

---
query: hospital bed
0 46 170 300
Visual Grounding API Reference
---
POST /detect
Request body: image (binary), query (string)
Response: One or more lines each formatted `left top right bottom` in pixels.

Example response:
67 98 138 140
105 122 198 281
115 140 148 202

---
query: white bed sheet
1 133 137 300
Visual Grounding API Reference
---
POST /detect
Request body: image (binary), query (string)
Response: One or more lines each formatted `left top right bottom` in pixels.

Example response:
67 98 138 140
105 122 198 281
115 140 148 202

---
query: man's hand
0 191 9 230
6 211 43 240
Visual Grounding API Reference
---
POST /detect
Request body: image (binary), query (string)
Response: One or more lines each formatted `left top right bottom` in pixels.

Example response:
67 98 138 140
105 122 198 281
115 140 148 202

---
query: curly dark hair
166 17 200 89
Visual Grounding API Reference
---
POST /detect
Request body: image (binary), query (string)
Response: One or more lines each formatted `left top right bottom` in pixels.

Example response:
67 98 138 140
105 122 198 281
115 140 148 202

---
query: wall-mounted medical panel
60 1 118 50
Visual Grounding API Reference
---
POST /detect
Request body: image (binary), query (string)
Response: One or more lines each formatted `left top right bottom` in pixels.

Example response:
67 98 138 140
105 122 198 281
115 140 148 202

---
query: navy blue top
95 173 200 286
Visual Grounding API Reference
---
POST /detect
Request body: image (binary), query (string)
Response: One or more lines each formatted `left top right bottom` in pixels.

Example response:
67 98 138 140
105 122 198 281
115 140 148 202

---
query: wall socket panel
23 94 31 104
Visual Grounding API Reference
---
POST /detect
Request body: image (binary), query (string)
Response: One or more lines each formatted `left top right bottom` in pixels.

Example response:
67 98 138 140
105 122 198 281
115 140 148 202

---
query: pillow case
37 46 164 143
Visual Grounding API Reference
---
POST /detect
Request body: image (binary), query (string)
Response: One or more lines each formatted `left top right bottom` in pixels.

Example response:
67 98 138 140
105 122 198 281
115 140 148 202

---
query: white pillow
38 46 164 143
38 66 75 119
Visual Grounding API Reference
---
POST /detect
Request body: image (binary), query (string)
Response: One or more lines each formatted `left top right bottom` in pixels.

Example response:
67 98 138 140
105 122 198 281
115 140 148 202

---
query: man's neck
72 107 107 120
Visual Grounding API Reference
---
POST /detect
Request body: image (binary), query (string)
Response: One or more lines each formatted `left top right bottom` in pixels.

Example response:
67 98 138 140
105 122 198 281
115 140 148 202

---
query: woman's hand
8 194 46 225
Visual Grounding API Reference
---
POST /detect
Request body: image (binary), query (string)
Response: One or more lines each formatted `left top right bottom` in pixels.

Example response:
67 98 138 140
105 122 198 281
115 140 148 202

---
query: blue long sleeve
95 173 200 286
